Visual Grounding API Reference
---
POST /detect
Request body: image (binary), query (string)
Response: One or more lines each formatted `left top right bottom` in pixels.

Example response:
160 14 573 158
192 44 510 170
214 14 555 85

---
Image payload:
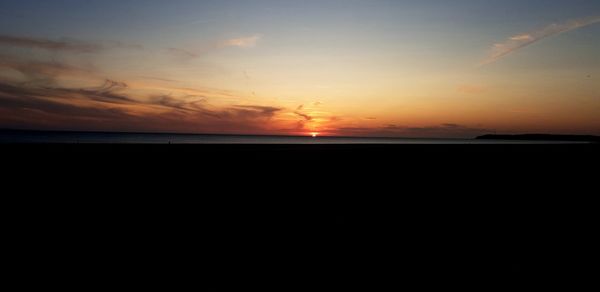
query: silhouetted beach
1 129 593 144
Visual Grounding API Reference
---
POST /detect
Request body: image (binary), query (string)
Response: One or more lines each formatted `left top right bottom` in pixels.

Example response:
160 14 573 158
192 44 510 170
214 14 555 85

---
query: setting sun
311 133 319 138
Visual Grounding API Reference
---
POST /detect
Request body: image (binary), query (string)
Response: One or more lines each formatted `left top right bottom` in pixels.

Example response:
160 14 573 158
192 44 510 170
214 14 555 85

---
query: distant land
1 129 599 143
477 134 600 143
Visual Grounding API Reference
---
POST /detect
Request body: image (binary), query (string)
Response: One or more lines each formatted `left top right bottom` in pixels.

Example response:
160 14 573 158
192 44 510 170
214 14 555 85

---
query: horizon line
0 127 485 140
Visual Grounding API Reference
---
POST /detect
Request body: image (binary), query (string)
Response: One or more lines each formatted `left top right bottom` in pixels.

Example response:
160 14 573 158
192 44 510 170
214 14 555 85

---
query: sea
0 130 581 144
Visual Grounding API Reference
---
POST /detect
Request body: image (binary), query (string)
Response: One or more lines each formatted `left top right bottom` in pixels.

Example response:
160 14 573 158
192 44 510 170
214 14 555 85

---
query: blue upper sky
2 1 599 68
2 0 599 38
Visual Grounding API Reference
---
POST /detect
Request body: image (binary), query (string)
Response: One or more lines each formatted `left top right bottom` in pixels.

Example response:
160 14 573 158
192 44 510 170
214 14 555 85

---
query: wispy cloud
0 35 141 53
73 79 133 104
0 54 289 135
221 34 261 48
0 54 96 85
140 76 178 83
480 16 600 66
0 77 288 134
294 105 313 121
0 33 289 135
166 47 199 59
165 34 262 60
227 105 282 120
0 35 102 53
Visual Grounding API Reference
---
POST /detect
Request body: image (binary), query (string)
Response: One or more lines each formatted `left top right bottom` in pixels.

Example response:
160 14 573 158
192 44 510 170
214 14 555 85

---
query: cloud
0 81 146 134
480 16 600 66
0 79 134 107
140 76 178 83
225 105 283 120
151 94 204 112
222 35 261 48
295 112 312 121
0 35 102 53
442 123 461 128
164 34 262 60
0 74 289 135
0 35 290 135
1 56 205 111
166 47 199 59
0 84 131 120
0 69 493 138
294 105 313 121
0 55 95 84
0 35 141 53
0 78 134 106
74 79 134 104
510 34 534 41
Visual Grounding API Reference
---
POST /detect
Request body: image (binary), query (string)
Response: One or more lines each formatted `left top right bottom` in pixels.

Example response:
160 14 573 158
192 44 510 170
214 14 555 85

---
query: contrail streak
480 16 600 66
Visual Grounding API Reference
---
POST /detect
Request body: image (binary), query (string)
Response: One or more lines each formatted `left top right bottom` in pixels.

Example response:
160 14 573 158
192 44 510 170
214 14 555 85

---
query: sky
0 0 599 138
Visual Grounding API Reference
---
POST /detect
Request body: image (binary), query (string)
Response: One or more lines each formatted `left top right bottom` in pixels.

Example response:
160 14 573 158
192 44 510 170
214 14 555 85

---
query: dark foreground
3 144 597 290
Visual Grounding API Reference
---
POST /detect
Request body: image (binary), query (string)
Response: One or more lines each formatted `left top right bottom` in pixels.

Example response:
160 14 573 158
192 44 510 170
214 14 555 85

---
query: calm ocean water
0 130 578 144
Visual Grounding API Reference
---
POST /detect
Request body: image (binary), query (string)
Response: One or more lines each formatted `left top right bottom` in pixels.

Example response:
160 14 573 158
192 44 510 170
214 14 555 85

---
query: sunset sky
0 0 599 137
